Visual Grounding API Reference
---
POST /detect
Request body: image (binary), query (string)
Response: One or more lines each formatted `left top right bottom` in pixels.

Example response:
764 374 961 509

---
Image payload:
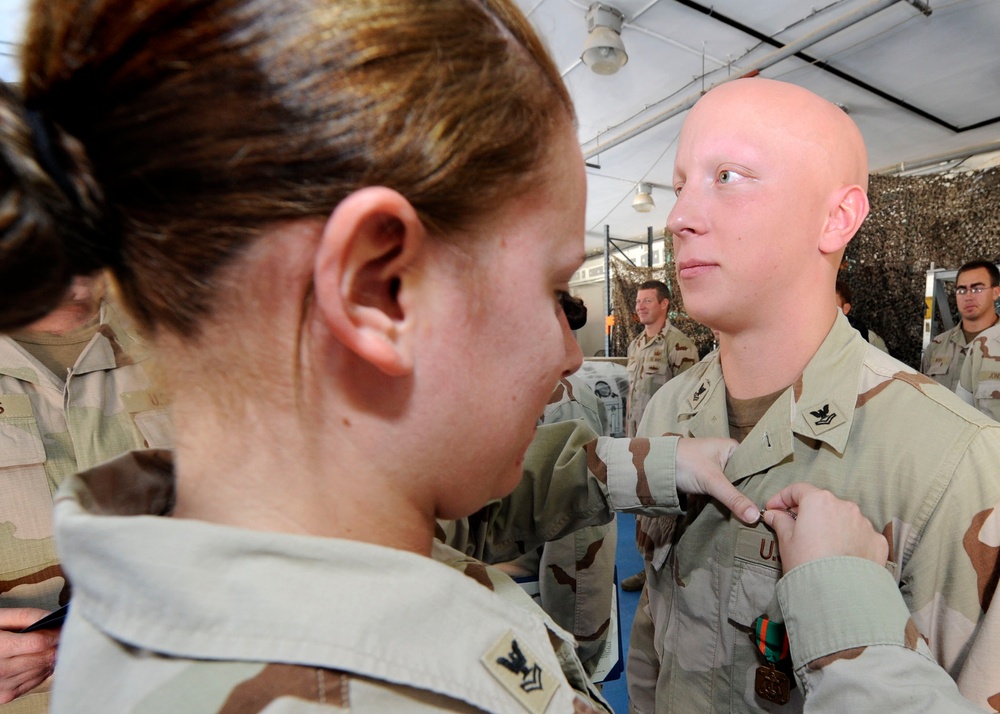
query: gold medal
754 662 790 705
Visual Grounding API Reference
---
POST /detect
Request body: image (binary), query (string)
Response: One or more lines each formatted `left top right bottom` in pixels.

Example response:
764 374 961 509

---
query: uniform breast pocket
973 376 1000 420
643 351 670 389
728 528 801 710
924 358 950 378
0 394 46 469
728 523 782 631
0 395 52 540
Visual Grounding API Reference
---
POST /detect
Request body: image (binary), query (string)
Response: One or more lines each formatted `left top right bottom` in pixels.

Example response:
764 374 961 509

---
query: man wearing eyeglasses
922 260 1000 391
952 261 1000 420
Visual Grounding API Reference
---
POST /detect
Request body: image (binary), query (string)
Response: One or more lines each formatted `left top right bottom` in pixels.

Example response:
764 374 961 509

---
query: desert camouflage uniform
922 323 968 391
779 557 986 713
956 322 1000 422
52 451 614 714
626 321 697 437
500 376 617 676
0 300 172 714
630 312 1000 712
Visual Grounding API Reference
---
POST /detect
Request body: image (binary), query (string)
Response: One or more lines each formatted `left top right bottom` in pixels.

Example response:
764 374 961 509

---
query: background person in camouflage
0 271 171 712
923 260 1000 391
835 279 889 354
628 77 1000 712
622 280 698 592
955 316 1000 422
625 280 698 439
494 376 618 677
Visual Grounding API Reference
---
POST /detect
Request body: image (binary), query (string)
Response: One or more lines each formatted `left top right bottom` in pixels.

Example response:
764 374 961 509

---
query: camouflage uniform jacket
626 321 698 437
780 557 987 713
922 323 968 391
51 450 612 714
633 312 1000 712
451 376 618 677
0 301 172 713
957 321 1000 422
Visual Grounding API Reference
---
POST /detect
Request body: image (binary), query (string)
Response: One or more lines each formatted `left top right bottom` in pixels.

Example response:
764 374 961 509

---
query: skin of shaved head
666 77 872 397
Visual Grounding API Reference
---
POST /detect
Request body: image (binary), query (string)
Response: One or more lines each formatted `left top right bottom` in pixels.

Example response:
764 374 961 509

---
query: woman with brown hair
0 0 776 711
0 0 626 710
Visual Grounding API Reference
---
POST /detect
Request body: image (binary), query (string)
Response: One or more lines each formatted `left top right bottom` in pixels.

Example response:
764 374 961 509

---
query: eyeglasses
956 285 997 295
558 291 587 330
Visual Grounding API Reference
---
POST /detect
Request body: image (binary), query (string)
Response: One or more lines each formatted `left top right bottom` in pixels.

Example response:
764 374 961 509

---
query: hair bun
0 82 114 331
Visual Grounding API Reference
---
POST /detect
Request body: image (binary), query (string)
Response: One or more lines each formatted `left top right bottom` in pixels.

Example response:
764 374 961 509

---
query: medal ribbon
751 615 789 664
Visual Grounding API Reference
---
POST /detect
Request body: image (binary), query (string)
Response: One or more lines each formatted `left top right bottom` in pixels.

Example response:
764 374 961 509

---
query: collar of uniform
54 451 591 714
945 323 967 347
0 337 55 386
678 313 862 483
0 301 151 383
634 320 673 348
72 301 152 376
971 320 1000 350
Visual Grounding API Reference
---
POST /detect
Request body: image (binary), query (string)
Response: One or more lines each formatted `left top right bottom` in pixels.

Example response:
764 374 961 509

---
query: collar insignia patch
803 399 846 436
482 630 558 713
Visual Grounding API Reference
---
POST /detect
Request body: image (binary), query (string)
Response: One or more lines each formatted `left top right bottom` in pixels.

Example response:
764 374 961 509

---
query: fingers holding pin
759 507 796 522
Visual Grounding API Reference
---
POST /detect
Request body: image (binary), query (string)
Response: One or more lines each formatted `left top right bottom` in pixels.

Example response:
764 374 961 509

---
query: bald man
627 78 1000 712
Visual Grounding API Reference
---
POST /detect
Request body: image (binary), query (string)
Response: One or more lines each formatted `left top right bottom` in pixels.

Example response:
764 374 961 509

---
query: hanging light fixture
632 183 654 212
581 3 628 76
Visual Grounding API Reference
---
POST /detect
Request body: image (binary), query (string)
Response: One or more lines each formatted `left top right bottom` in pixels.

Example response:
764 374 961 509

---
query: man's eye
719 169 745 184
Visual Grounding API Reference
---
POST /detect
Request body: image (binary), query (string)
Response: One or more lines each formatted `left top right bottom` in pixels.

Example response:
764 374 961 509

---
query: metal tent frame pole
604 226 655 357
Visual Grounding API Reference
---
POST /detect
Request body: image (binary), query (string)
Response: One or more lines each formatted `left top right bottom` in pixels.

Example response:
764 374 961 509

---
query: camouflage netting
608 166 1000 368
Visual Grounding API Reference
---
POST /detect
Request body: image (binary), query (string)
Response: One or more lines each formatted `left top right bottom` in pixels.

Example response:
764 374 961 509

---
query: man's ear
313 187 425 377
819 185 870 255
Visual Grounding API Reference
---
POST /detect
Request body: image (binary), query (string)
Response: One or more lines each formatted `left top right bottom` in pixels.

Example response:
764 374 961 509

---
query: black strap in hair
22 108 118 272
24 109 81 207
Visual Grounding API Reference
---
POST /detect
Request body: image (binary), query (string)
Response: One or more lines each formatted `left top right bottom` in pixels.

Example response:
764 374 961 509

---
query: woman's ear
819 184 870 256
313 187 425 377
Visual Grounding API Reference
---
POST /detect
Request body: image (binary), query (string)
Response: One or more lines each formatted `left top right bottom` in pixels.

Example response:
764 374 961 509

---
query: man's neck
643 318 667 339
24 302 101 335
718 306 839 400
962 311 999 335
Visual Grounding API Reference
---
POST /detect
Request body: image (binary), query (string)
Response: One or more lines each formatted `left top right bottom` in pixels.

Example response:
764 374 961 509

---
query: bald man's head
666 78 871 333
687 78 868 191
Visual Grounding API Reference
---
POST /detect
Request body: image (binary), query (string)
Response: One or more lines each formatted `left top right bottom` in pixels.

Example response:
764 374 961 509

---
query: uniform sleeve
778 557 988 713
869 331 889 354
920 340 936 376
903 430 1000 709
465 420 684 562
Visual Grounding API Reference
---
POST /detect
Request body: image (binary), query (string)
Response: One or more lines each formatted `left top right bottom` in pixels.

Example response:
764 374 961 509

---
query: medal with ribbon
750 615 791 705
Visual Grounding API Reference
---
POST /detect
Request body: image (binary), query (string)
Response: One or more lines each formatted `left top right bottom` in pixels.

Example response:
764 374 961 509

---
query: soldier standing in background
625 280 698 439
835 279 889 353
621 279 698 592
924 259 1000 391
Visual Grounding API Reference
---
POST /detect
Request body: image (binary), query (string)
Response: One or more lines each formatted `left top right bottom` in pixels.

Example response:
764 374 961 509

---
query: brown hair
1 0 573 335
638 280 671 303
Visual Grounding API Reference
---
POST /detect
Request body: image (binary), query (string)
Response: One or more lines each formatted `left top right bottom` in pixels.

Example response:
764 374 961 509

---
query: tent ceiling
3 1 998 252
515 0 1000 250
